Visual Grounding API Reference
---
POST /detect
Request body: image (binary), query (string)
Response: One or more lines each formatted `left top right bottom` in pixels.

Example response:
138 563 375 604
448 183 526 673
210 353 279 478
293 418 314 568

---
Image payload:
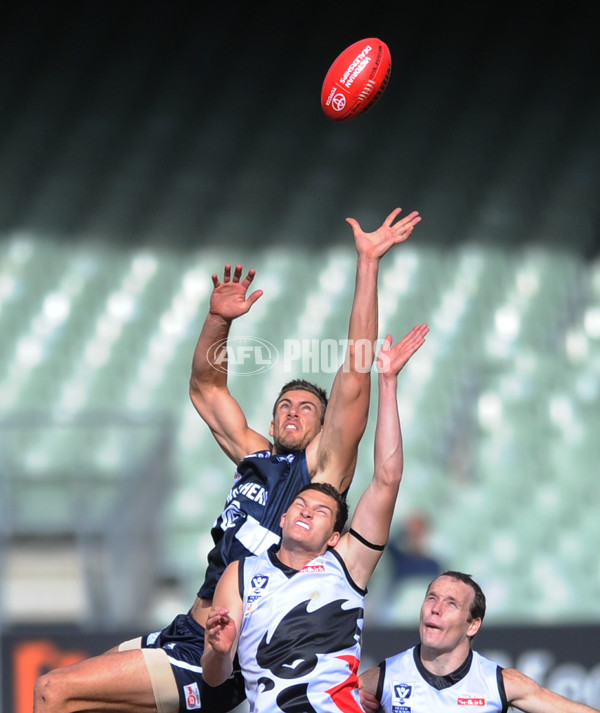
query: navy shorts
142 612 246 713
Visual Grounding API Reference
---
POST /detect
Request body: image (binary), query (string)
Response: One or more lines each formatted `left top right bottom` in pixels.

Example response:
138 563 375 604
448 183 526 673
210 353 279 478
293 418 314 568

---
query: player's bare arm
190 264 267 463
202 562 243 687
310 209 422 492
503 668 600 713
335 326 428 589
358 667 382 713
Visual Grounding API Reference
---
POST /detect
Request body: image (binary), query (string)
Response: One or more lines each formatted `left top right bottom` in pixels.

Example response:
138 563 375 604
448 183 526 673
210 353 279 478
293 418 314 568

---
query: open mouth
296 520 310 530
424 622 442 631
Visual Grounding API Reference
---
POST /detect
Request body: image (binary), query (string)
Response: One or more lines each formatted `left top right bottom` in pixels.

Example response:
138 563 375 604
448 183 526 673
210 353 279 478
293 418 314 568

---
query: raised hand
346 207 421 262
376 324 429 377
205 606 237 655
209 264 263 321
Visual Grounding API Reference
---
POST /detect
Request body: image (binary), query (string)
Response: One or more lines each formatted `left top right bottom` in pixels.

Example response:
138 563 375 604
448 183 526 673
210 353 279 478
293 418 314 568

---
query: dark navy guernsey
197 449 311 600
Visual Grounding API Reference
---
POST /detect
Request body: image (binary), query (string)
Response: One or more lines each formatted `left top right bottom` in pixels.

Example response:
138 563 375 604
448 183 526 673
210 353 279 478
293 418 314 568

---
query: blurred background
1 0 599 709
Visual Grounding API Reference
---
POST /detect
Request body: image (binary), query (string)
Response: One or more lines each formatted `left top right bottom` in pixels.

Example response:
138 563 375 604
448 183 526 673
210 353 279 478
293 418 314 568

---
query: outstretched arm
310 208 422 492
335 325 428 589
189 264 268 464
201 561 243 687
503 668 600 713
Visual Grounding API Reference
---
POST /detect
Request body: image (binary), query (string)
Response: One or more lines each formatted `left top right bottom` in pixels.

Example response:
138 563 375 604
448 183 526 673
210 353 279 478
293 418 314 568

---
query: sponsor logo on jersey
184 682 201 710
146 631 160 645
457 696 486 706
299 563 326 573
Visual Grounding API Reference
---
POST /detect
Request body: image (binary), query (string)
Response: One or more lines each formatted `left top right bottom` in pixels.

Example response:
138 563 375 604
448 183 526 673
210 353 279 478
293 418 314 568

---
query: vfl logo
246 574 270 613
250 574 270 595
332 93 347 112
207 336 278 375
393 682 412 704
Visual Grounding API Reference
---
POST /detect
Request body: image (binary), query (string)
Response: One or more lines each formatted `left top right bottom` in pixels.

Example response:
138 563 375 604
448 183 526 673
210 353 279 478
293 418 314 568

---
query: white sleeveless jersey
238 547 366 713
378 646 507 713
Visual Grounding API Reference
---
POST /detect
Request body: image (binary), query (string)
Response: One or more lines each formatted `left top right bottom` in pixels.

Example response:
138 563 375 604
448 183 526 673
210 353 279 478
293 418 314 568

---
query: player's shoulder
501 667 540 699
241 448 273 461
385 646 415 666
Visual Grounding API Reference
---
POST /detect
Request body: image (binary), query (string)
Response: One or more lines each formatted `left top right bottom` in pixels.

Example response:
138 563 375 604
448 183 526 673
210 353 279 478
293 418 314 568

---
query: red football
321 38 391 122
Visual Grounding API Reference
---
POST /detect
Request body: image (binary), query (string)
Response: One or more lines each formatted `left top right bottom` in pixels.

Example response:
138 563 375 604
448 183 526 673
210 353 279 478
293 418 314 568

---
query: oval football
321 38 391 122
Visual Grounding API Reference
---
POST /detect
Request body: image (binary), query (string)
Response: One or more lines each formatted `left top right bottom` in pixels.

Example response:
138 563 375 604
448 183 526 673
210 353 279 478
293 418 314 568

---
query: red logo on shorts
184 682 201 710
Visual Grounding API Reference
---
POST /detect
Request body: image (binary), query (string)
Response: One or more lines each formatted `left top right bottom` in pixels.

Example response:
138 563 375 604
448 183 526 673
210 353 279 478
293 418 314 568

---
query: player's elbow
376 459 403 489
375 440 403 478
202 671 228 688
342 347 375 379
189 373 202 403
34 670 68 713
189 379 220 417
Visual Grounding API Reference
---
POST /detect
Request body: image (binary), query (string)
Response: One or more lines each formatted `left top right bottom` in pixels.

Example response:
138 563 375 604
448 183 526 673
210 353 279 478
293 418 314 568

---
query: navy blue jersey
197 449 311 600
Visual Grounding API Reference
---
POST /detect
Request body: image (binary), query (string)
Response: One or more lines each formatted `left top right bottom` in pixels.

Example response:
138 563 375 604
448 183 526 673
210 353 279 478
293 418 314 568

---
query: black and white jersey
377 646 508 713
238 546 366 713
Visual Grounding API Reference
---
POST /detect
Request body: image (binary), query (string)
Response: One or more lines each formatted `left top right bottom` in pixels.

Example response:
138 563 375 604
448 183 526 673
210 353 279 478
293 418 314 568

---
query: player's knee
34 670 66 712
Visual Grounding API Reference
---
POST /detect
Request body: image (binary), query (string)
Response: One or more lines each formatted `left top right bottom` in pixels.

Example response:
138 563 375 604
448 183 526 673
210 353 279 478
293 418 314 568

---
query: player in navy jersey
359 572 600 713
202 327 428 713
189 207 422 623
33 208 422 713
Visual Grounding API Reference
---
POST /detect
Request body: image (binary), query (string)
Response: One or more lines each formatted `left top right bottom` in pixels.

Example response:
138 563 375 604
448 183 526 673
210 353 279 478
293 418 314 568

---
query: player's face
270 390 324 454
280 490 340 552
419 576 481 654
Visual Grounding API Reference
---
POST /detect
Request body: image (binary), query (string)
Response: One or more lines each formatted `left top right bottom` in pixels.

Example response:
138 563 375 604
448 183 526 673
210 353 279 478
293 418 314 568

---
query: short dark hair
427 571 486 638
295 482 348 534
273 380 328 423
